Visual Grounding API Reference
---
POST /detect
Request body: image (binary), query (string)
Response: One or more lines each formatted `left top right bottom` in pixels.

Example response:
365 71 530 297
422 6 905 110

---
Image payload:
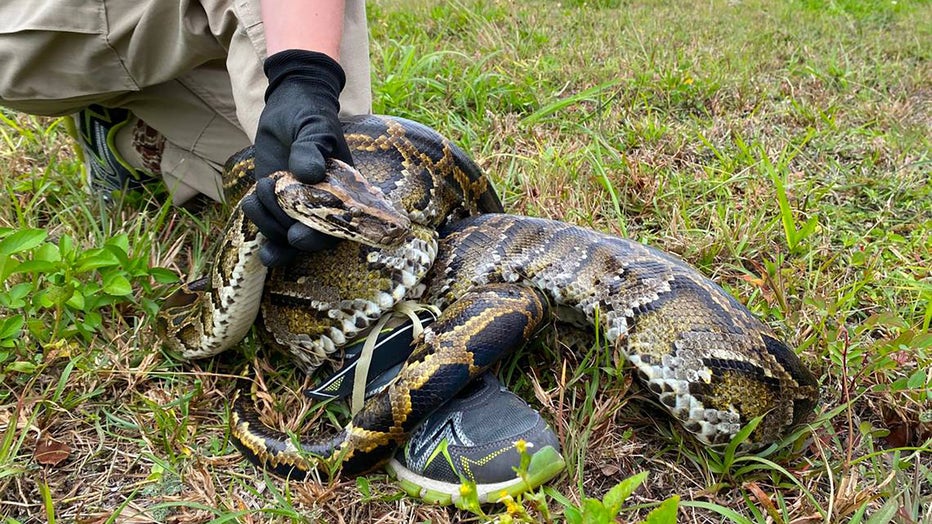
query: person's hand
242 49 351 267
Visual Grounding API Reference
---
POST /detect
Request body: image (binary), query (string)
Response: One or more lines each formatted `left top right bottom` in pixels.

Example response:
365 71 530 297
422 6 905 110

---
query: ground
0 0 929 522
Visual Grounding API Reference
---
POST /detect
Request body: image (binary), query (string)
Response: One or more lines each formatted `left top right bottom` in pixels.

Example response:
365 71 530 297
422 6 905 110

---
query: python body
159 115 819 478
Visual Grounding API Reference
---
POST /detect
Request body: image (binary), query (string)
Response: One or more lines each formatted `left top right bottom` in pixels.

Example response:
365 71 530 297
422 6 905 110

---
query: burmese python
158 115 819 478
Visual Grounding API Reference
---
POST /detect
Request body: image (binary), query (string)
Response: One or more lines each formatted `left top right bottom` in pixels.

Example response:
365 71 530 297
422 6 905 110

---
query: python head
271 160 411 248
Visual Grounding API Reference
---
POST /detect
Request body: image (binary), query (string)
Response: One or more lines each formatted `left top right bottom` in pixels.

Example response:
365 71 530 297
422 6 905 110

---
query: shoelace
350 301 440 414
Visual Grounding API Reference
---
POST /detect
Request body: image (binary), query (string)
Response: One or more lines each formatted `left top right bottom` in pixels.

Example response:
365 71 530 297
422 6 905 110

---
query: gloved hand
242 49 352 267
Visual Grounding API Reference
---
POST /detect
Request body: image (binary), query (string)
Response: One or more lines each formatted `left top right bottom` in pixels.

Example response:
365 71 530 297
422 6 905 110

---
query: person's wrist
263 49 346 97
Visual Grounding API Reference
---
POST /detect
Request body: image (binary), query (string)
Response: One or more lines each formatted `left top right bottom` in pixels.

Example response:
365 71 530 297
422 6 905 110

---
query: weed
1 0 930 521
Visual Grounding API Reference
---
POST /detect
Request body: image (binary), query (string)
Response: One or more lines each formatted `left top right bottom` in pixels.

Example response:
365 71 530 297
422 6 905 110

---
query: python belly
157 115 819 479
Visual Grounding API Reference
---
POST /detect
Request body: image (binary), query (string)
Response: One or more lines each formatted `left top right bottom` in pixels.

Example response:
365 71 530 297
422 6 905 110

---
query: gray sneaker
385 372 565 506
305 314 565 505
71 105 156 199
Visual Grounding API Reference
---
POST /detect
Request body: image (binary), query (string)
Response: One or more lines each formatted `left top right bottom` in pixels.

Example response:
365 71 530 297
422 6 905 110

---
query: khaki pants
0 0 371 203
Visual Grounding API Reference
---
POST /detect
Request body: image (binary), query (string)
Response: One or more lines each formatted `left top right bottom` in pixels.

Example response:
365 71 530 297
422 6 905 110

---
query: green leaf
81 281 102 295
139 297 160 317
1 283 31 308
890 377 908 392
32 289 55 308
644 495 679 524
564 507 582 524
0 229 47 256
6 361 37 373
66 289 86 310
0 255 18 281
911 332 932 349
355 476 371 498
58 235 75 259
521 80 622 125
583 498 614 523
103 242 132 270
723 416 763 467
147 462 165 482
906 369 927 389
42 283 75 306
0 315 24 340
149 267 180 284
82 311 102 332
34 243 61 263
25 318 47 338
799 215 820 239
849 503 868 524
864 495 899 524
681 500 752 524
103 273 133 296
76 250 120 273
106 233 131 255
603 471 648 514
8 259 57 276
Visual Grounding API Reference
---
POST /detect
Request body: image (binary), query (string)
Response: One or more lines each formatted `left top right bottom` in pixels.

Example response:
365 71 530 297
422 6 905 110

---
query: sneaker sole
385 445 565 507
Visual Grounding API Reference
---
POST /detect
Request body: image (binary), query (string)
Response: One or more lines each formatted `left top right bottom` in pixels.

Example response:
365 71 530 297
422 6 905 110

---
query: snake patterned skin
159 115 501 369
158 115 819 479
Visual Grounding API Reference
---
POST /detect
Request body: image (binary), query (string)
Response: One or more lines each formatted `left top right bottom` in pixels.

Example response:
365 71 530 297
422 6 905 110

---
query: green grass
1 0 930 521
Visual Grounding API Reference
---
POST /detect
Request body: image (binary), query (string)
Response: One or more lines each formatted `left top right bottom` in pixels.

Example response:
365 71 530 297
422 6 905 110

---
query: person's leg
107 0 373 204
106 60 251 204
2 0 371 205
337 0 374 117
0 1 139 116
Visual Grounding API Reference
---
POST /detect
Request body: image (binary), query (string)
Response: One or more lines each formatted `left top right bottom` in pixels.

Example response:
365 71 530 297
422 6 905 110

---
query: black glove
242 49 352 267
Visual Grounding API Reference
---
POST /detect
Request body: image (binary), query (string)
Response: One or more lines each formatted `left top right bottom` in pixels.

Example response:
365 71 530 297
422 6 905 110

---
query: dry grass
1 0 930 522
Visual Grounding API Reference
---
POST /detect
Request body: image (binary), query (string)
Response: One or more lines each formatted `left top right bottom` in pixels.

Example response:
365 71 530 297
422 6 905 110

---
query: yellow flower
460 483 473 497
514 439 528 454
502 495 521 515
